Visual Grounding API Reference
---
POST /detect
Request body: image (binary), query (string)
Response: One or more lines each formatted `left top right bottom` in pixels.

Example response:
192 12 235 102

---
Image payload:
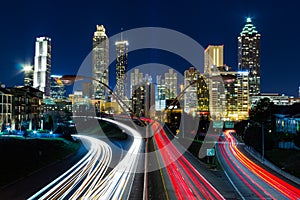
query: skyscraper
165 69 177 99
209 65 226 120
130 68 144 98
204 45 224 74
92 25 109 100
115 40 128 99
197 74 209 115
33 37 51 96
184 67 199 114
221 70 250 121
156 75 166 111
132 83 155 118
23 65 33 87
238 18 261 96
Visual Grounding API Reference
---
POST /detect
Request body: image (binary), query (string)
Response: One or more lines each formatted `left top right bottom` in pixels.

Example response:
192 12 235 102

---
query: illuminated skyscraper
33 37 51 96
165 69 177 99
115 40 128 99
132 83 155 118
92 25 109 100
238 18 261 95
204 45 224 74
130 69 143 98
184 67 210 116
197 74 209 115
23 65 33 87
221 70 250 121
184 67 199 114
156 75 166 111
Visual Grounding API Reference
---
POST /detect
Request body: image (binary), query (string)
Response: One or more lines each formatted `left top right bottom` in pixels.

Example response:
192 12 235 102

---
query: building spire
121 27 123 41
240 17 258 35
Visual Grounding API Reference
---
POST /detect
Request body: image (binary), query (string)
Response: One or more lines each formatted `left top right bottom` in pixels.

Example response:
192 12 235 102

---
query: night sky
0 0 299 96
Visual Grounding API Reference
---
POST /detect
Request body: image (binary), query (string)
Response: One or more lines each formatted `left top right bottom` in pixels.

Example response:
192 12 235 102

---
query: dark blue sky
0 0 299 96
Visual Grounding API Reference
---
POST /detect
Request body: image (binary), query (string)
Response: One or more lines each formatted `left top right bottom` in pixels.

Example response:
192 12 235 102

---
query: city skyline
0 1 299 97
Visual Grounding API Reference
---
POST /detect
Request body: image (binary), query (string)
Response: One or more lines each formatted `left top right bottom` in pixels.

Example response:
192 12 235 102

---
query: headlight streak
29 117 143 200
77 118 143 200
28 135 112 200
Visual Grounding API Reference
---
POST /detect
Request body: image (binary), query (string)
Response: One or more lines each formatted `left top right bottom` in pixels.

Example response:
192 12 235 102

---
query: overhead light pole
60 75 145 126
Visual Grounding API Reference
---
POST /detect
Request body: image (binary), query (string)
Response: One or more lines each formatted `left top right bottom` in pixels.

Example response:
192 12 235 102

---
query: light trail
29 118 143 200
80 118 143 199
218 130 300 199
28 135 112 200
152 121 225 200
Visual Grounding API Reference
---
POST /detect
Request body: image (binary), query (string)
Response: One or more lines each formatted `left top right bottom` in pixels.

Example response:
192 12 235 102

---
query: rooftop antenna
121 27 123 41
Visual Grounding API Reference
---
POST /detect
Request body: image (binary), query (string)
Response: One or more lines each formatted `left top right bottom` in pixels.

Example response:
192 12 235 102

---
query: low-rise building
251 93 290 106
8 86 43 130
0 87 12 131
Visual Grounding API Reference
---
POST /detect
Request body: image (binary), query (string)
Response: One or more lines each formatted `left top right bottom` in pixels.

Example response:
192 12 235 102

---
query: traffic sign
213 121 224 129
225 121 235 129
206 148 215 156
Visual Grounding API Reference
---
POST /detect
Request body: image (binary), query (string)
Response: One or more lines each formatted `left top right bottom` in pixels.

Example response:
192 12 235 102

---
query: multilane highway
29 118 143 200
217 130 300 199
151 120 225 200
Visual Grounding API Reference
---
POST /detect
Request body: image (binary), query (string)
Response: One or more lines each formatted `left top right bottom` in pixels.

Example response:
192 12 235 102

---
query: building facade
165 68 178 99
204 45 224 74
221 71 250 121
196 74 209 115
250 93 290 106
130 68 144 98
184 67 199 115
50 75 66 99
155 75 166 111
115 40 128 99
238 18 261 96
132 83 155 118
183 67 210 117
8 86 43 131
23 65 34 87
92 25 109 100
0 87 12 131
33 37 51 96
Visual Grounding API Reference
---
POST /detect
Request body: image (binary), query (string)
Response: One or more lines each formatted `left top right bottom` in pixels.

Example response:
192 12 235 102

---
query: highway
80 118 143 199
152 121 225 200
217 130 300 199
28 135 112 199
29 118 143 199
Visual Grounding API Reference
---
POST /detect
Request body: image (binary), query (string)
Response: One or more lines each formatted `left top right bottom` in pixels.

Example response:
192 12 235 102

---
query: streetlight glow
23 64 33 72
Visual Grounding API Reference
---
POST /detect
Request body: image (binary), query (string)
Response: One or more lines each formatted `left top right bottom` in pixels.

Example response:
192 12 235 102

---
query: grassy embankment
0 136 80 186
265 149 300 178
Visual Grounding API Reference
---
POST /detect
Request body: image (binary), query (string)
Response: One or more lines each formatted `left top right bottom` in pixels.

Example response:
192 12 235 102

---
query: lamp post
61 74 149 198
61 75 145 126
166 80 197 137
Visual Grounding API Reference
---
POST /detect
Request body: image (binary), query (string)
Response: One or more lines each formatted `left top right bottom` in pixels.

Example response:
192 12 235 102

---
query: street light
153 80 198 137
61 74 149 197
60 75 146 127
